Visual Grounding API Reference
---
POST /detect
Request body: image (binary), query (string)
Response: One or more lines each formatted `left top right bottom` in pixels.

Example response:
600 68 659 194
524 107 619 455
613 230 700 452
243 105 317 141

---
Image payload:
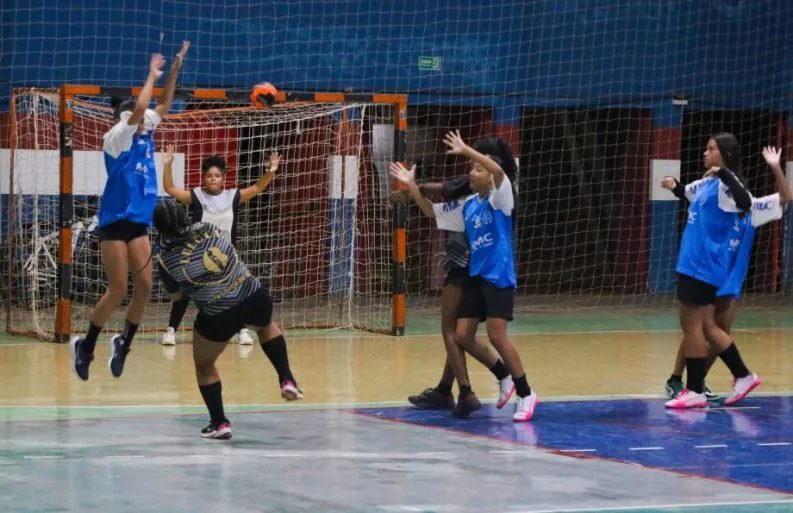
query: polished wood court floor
2 310 793 408
2 310 793 513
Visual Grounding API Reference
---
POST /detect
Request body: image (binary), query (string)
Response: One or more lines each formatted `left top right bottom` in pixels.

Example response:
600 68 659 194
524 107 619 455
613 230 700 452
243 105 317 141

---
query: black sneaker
408 387 455 410
201 421 232 440
703 384 719 401
107 335 130 378
452 392 482 418
70 337 94 381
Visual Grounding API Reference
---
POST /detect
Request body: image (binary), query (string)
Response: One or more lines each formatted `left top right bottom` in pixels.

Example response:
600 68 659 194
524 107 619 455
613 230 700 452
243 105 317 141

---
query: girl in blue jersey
662 145 790 401
666 133 765 409
70 42 190 382
391 152 518 417
391 131 538 422
160 144 281 346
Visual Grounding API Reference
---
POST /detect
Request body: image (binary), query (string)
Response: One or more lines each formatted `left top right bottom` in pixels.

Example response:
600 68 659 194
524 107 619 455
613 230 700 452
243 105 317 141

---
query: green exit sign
418 56 442 71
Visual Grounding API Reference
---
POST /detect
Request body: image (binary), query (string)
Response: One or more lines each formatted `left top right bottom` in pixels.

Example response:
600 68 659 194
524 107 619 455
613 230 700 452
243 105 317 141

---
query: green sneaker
665 378 684 399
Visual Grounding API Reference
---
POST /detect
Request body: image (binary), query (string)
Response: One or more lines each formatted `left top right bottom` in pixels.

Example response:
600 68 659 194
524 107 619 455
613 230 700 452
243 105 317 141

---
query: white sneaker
497 376 516 409
513 391 538 422
724 373 761 406
161 327 176 346
664 388 707 409
238 328 254 345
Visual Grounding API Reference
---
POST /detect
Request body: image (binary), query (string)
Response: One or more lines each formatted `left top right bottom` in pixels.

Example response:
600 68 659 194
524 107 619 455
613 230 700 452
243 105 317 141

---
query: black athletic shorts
194 287 273 342
443 267 469 287
94 219 148 243
677 273 718 307
457 276 514 321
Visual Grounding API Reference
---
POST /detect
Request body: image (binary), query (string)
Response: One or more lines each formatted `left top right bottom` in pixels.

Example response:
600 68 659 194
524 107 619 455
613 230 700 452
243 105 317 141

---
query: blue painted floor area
355 395 793 496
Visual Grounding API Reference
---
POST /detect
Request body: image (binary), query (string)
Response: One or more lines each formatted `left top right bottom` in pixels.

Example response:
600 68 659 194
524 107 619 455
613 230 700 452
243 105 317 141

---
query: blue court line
353 396 793 495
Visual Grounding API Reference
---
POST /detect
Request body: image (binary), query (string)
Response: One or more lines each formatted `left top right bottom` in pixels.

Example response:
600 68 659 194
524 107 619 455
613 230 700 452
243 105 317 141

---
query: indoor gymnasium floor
1 310 793 513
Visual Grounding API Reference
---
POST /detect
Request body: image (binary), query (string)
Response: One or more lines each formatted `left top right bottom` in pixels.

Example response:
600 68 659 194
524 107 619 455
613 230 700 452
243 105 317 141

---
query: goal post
7 85 408 341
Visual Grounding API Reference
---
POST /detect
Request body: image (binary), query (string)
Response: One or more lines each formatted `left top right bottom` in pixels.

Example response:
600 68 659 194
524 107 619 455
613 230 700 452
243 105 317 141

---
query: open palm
388 162 416 184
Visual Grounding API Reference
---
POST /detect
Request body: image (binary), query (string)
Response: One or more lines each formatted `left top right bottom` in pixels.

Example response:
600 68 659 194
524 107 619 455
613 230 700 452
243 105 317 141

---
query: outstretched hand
150 53 166 79
163 144 175 165
762 146 782 168
443 130 468 155
267 152 282 173
388 162 416 185
173 41 191 69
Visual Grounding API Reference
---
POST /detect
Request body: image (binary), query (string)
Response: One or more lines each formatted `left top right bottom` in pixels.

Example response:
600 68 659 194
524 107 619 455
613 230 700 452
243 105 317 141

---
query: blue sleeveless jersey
676 177 745 288
433 176 517 288
99 111 161 227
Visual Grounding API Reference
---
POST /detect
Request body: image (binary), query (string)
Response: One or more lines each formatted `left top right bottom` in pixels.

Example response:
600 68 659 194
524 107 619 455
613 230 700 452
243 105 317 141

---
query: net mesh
7 89 396 338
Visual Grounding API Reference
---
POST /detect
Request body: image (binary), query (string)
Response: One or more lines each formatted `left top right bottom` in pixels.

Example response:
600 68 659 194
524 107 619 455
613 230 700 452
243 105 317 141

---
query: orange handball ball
251 82 278 108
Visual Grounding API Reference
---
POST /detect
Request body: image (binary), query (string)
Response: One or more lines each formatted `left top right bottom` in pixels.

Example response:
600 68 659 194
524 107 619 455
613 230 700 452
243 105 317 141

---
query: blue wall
2 0 792 112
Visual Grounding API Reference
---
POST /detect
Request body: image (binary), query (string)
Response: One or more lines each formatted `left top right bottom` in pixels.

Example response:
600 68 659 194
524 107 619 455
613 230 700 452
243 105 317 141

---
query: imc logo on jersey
754 200 774 212
470 233 494 252
442 201 460 213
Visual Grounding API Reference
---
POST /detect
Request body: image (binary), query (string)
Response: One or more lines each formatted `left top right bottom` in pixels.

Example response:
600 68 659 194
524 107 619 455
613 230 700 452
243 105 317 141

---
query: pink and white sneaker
513 392 539 422
280 381 304 401
664 388 707 409
497 376 516 409
724 373 761 406
201 421 232 440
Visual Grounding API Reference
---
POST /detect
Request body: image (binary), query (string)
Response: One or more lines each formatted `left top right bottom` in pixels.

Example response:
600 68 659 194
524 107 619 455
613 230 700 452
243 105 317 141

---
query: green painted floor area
403 308 793 336
4 307 793 344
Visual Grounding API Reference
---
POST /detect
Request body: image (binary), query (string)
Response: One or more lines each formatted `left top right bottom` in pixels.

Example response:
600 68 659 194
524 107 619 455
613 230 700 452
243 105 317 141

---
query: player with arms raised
160 145 281 345
391 130 538 421
70 42 190 381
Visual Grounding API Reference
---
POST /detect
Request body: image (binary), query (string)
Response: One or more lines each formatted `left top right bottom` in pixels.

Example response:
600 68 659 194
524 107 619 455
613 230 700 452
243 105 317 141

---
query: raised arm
162 145 191 204
128 54 165 126
240 152 280 203
762 146 792 203
444 129 505 187
387 180 467 208
156 41 190 118
389 162 435 218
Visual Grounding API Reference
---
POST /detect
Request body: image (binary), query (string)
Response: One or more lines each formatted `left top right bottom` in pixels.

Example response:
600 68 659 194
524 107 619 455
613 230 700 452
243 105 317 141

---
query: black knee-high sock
718 343 750 379
168 297 190 330
685 358 706 394
198 381 227 425
121 320 138 347
489 360 509 380
83 322 102 354
260 335 295 384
